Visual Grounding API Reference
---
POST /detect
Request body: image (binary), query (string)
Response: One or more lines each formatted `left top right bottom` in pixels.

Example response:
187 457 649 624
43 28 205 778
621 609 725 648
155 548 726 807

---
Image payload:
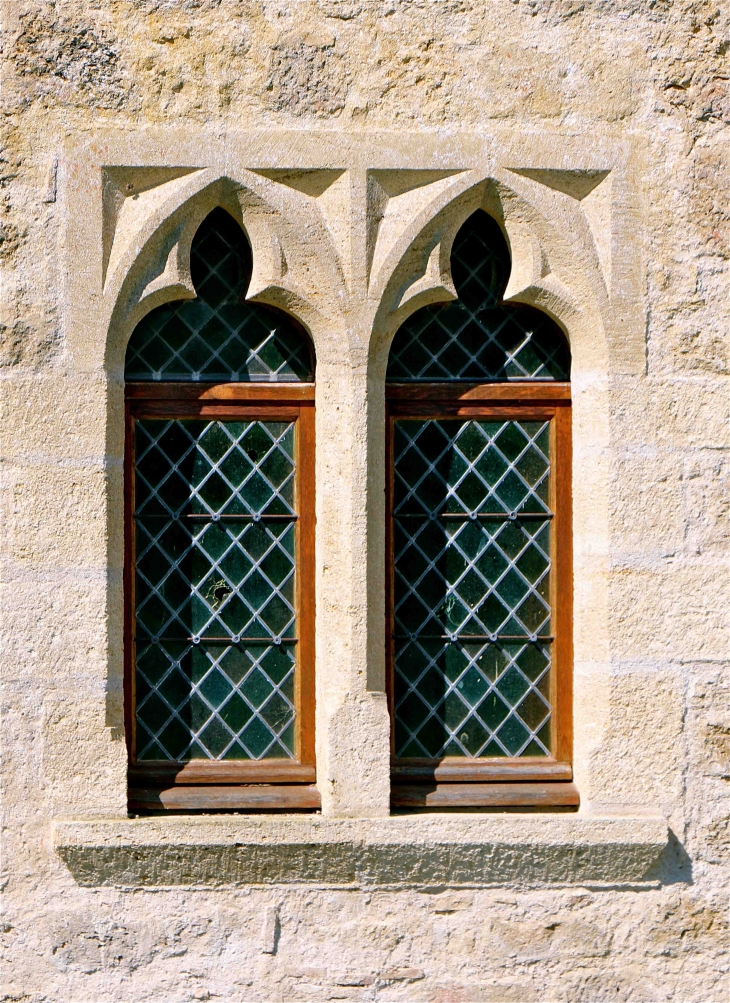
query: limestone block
53 815 668 889
0 577 114 682
2 465 110 566
609 454 686 558
610 376 730 450
0 372 112 459
608 565 729 661
583 669 685 814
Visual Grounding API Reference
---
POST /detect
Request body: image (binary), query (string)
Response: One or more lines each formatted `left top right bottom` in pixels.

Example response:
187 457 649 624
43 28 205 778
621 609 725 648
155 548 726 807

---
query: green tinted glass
133 418 298 761
387 211 569 383
393 418 553 759
125 208 313 383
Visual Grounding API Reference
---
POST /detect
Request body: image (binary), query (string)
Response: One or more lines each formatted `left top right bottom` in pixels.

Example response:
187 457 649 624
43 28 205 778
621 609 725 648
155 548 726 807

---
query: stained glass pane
133 418 299 761
393 418 553 759
387 210 570 382
125 208 314 383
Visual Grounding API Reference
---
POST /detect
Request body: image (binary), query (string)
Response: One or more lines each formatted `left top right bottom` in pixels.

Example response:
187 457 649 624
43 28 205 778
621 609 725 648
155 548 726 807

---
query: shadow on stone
645 828 693 886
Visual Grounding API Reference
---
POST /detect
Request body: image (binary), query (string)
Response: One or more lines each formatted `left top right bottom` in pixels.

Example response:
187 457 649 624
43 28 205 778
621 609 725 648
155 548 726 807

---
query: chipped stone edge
53 814 668 889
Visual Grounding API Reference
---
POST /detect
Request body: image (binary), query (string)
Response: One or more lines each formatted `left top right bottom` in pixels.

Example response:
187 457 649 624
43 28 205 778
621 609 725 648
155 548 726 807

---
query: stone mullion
314 353 390 818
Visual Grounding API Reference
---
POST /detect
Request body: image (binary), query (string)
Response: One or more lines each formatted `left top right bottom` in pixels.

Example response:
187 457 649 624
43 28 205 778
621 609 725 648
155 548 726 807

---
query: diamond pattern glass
387 210 570 382
392 418 553 759
125 207 314 383
133 417 300 761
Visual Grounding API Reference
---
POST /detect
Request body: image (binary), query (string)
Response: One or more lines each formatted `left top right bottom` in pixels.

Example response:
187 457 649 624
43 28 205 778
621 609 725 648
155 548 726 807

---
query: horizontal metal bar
393 634 554 643
134 513 297 522
394 511 552 521
386 377 562 383
185 513 297 522
187 636 298 644
136 636 298 645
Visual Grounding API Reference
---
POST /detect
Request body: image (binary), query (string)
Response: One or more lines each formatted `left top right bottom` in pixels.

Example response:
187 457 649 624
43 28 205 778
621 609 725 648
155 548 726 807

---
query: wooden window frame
124 382 318 812
386 382 577 810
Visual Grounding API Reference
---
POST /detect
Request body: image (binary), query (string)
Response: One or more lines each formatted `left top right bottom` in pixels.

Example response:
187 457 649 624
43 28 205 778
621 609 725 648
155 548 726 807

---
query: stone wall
1 2 729 1000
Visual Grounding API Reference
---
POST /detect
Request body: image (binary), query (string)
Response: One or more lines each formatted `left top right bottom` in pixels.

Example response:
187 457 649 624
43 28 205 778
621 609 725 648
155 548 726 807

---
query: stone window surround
55 128 667 887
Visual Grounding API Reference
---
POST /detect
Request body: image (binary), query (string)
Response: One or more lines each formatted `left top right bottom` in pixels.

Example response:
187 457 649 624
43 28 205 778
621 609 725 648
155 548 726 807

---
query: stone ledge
53 814 668 888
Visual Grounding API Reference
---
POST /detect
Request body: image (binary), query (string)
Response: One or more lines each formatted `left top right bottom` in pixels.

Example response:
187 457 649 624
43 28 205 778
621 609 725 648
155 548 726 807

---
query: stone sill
54 814 668 888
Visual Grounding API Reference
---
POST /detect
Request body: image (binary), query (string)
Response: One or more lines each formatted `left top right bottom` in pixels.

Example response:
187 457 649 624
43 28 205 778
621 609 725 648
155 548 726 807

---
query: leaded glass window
387 211 569 383
134 418 298 762
387 210 574 806
125 207 314 383
125 207 316 813
392 418 553 760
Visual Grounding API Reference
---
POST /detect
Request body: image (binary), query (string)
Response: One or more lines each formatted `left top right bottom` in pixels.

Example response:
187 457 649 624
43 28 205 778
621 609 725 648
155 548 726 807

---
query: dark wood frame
386 382 577 809
124 382 318 812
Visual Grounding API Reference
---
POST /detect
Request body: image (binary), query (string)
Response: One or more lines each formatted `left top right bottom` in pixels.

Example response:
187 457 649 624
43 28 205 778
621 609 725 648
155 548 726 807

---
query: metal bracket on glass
183 635 299 644
133 513 298 521
395 511 553 521
185 513 298 522
133 634 300 644
393 633 554 643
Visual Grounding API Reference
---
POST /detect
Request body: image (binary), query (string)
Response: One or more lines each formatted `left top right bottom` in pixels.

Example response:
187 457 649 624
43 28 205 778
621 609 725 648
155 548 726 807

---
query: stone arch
385 208 571 384
368 174 612 387
123 205 316 384
100 173 337 380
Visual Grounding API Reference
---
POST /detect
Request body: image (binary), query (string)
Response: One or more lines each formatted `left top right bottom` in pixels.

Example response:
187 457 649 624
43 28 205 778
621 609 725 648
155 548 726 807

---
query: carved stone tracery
100 162 617 377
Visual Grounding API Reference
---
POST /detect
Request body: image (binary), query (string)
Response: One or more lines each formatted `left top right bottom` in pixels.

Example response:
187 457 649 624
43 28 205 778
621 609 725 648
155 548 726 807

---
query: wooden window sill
128 763 320 813
129 784 321 813
391 782 579 809
390 759 573 783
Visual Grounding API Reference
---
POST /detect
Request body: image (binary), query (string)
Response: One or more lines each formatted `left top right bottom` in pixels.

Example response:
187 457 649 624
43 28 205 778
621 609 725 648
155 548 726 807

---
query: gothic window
386 210 575 808
124 208 317 813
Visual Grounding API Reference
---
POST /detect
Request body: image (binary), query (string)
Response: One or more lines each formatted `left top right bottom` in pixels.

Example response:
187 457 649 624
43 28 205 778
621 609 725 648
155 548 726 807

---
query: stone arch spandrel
93 163 631 384
103 172 230 374
490 173 612 380
230 170 350 350
369 175 617 385
367 177 488 378
91 171 357 379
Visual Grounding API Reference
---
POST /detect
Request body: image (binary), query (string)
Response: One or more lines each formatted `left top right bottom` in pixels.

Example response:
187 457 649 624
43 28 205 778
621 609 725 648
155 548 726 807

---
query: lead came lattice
125 208 314 383
133 417 299 761
387 211 569 383
393 418 553 759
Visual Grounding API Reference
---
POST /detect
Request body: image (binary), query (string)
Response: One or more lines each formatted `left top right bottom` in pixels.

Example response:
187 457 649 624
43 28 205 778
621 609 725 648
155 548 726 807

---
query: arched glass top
125 208 314 383
387 210 570 382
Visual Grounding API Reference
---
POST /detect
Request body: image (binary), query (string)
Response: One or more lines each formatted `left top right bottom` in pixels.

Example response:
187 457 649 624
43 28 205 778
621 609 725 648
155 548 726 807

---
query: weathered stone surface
9 9 127 110
2 0 730 999
53 815 668 888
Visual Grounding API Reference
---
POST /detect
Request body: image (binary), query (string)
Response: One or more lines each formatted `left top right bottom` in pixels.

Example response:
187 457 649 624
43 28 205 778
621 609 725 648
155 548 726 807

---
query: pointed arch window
386 210 576 808
124 208 317 813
